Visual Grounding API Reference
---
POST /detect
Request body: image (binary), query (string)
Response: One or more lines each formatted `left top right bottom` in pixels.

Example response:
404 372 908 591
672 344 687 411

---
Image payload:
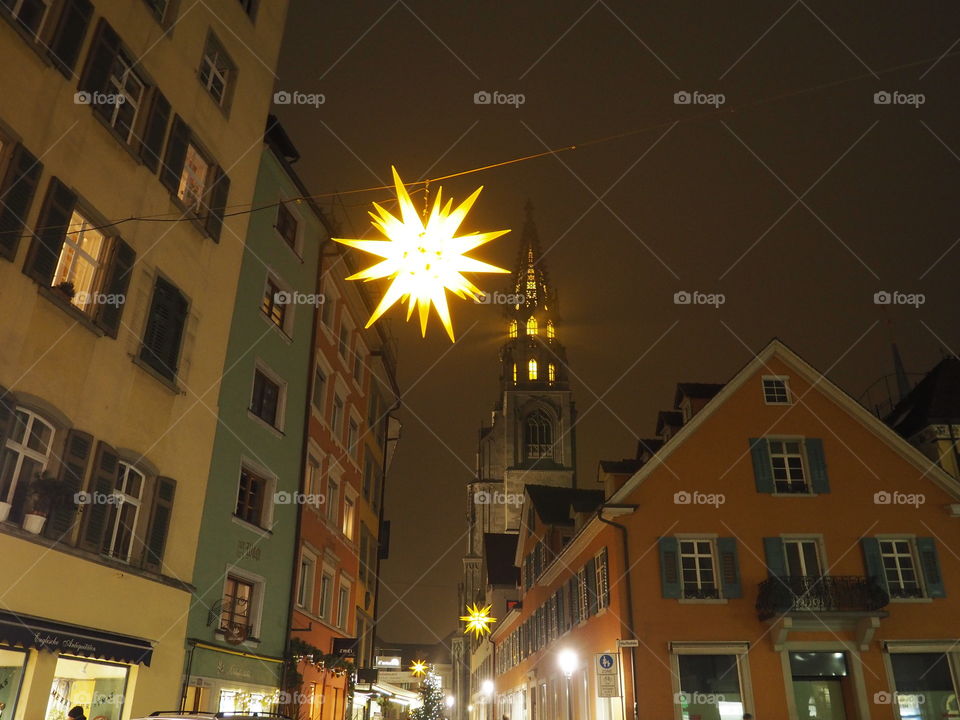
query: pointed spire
892 342 910 401
512 201 551 310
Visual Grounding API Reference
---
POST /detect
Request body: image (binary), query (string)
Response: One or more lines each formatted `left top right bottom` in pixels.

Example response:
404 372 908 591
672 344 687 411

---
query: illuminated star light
333 167 510 341
460 603 497 639
410 659 428 677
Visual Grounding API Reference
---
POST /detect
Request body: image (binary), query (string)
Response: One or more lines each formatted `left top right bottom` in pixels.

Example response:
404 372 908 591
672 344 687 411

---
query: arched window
1 408 55 519
508 320 517 338
547 320 555 339
525 411 553 460
528 359 538 380
548 363 556 382
526 317 538 336
512 363 518 383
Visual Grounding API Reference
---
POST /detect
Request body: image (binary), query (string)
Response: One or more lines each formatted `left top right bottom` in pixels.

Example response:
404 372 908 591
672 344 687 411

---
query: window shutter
93 237 135 337
861 537 887 591
586 557 598 615
47 0 93 76
138 89 171 173
204 165 230 242
0 386 16 448
571 576 581 625
45 429 93 540
142 476 176 571
77 441 119 552
763 537 787 578
659 536 681 599
805 438 830 493
717 537 742 599
159 115 190 193
140 278 187 379
78 19 120 110
917 537 946 598
749 438 774 493
0 143 42 261
24 178 76 285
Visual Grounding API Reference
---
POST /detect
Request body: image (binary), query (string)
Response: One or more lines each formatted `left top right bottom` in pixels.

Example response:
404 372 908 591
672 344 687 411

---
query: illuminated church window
547 321 555 339
526 317 538 336
509 320 517 338
512 363 517 383
548 363 556 382
528 359 538 380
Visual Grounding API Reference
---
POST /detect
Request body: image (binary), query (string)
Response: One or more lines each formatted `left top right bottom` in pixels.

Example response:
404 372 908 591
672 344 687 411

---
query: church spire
512 201 554 312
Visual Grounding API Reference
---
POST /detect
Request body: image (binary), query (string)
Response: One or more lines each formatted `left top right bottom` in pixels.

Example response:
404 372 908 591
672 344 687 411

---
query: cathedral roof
886 356 960 437
525 484 604 526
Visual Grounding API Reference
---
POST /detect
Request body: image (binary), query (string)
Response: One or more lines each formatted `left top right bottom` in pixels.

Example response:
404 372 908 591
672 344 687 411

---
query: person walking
67 707 86 720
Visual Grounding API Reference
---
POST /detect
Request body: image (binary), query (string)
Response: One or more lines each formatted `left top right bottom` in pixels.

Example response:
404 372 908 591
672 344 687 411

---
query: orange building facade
488 339 960 720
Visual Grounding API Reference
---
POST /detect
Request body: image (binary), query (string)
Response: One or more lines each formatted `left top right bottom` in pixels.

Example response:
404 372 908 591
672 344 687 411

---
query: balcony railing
757 575 890 620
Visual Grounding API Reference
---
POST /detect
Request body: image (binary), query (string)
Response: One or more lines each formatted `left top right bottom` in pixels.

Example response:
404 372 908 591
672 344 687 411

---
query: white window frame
304 448 321 499
767 437 810 494
336 576 352 630
218 567 265 641
325 463 342 526
877 535 926 599
342 487 356 541
274 198 302 257
233 457 277 533
318 567 334 622
102 461 145 562
296 548 317 611
678 537 720 600
199 32 234 107
106 49 146 144
762 375 792 405
250 361 287 432
52 207 109 314
669 643 754 720
320 280 337 332
6 0 52 38
260 272 294 337
0 407 55 505
781 535 825 577
176 141 212 212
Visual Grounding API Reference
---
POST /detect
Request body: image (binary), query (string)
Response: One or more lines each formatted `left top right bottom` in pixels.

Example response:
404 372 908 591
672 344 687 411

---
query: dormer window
509 320 517 338
762 376 790 404
528 359 538 380
526 317 538 336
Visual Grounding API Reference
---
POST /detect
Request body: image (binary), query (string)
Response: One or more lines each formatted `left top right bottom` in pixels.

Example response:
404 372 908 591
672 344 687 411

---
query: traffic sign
594 653 621 698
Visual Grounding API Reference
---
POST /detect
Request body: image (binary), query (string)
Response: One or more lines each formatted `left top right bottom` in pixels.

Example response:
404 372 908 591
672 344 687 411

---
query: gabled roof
526 485 604 526
655 411 683 435
612 339 960 503
483 533 519 586
886 357 960 437
674 382 724 408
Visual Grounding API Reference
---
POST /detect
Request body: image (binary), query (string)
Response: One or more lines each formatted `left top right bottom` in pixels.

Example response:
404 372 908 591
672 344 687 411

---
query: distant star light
333 167 510 341
460 603 497 639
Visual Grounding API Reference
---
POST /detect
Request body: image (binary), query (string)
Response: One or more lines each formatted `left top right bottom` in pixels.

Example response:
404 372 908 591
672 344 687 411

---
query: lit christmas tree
411 671 444 720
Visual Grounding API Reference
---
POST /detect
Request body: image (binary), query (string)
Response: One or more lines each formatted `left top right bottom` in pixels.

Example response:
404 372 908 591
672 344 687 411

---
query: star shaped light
460 603 497 639
410 659 428 677
333 167 510 341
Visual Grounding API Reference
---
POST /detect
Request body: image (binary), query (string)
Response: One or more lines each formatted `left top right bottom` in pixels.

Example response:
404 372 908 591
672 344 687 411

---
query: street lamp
446 695 455 708
481 680 494 720
557 649 578 720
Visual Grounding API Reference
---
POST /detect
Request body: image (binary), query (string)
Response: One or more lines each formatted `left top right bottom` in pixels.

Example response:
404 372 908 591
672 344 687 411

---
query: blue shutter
917 538 946 598
763 537 787 579
749 438 774 493
659 537 681 599
717 537 742 599
861 537 887 591
806 438 830 493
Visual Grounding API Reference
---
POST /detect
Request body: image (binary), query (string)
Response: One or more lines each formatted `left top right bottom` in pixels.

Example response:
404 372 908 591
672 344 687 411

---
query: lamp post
481 679 494 720
557 649 578 720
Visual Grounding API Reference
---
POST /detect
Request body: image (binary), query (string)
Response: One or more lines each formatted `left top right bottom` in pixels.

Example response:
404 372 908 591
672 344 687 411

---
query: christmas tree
411 671 445 720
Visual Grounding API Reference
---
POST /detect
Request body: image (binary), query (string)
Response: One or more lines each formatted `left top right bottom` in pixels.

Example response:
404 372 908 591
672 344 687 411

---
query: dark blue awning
0 610 153 666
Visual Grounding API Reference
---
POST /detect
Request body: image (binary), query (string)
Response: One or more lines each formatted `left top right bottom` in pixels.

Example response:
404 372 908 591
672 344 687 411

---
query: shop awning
0 610 154 666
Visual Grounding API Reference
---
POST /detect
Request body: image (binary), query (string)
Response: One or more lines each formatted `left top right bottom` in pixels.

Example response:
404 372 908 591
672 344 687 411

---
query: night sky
273 1 960 644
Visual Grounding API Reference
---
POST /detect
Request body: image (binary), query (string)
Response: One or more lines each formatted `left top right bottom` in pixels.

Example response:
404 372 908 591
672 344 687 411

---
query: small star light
461 603 497 639
410 659 428 677
333 167 510 341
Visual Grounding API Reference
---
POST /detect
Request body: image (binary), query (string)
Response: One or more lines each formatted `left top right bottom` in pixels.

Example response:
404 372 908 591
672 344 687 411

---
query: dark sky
273 1 960 644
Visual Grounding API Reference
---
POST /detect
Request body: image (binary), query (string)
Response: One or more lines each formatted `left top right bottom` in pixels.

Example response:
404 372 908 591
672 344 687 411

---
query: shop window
46 656 128 720
0 648 27 718
101 461 145 562
890 652 957 720
675 654 745 720
218 688 274 714
0 407 55 522
220 575 255 640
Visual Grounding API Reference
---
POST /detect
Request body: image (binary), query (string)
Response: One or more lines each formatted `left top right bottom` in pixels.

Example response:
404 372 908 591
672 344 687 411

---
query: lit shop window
218 688 275 715
0 648 27 718
46 657 128 720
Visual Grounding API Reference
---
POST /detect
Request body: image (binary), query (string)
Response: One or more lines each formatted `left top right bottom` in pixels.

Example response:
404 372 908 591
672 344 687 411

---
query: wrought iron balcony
757 575 890 620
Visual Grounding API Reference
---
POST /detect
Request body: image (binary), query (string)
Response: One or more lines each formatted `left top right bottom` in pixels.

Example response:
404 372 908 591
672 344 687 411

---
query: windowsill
763 400 792 406
259 311 294 344
213 631 260 649
231 514 272 537
888 597 933 603
37 285 106 337
246 409 285 438
132 353 184 394
771 491 818 498
88 108 147 170
196 69 233 119
0 11 56 73
678 598 728 604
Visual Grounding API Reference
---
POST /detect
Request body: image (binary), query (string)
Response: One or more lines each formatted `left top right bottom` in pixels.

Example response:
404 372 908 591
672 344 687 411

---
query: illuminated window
528 359 538 380
547 321 555 339
509 320 517 338
512 363 518 383
53 209 107 313
548 363 556 382
526 317 538 336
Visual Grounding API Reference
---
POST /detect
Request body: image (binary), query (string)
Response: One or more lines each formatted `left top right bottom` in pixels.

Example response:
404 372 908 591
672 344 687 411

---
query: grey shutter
717 537 742 599
140 278 187 379
763 537 787 578
159 115 190 193
93 237 135 337
45 429 93 540
78 441 119 552
139 89 171 173
47 0 93 76
659 536 681 599
861 537 887 592
0 386 16 448
805 438 830 493
142 476 176 571
24 178 76 285
917 537 946 598
0 143 42 261
586 557 598 615
78 19 120 117
203 165 230 242
749 438 774 493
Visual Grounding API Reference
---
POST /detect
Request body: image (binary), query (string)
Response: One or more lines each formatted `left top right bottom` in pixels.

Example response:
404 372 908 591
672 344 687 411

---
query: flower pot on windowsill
22 513 46 534
54 281 76 300
0 501 11 523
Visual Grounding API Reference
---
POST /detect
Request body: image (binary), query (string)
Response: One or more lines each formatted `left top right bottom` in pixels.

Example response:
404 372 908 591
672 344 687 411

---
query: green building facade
181 120 331 714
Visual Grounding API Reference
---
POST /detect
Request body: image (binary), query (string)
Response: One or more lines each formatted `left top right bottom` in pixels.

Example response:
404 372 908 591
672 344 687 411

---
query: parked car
133 712 292 720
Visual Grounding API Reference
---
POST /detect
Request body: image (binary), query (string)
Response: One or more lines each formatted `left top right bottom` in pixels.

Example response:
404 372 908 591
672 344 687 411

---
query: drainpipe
598 505 638 720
